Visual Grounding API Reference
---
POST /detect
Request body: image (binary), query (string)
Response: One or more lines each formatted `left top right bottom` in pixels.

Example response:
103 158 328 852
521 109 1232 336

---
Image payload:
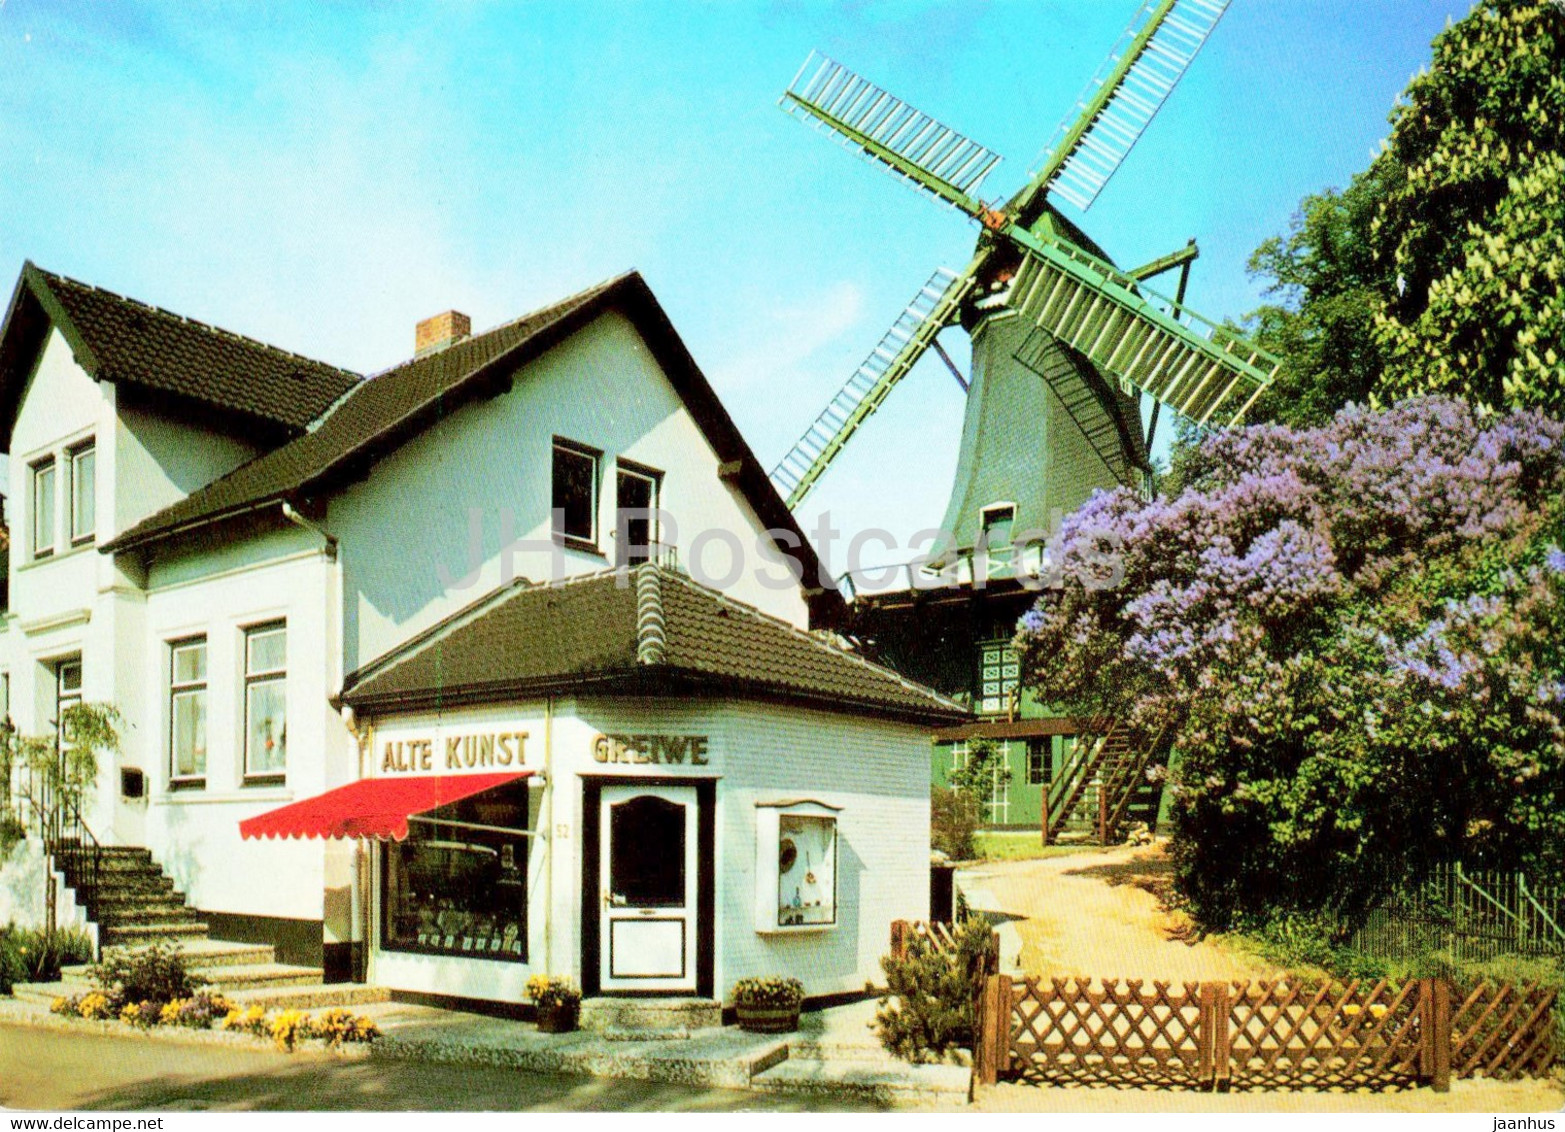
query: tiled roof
339 567 966 725
99 270 839 617
15 263 359 433
103 274 622 551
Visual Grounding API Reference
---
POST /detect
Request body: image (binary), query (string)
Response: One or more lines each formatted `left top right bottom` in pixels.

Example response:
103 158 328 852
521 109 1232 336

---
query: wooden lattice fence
975 975 1559 1091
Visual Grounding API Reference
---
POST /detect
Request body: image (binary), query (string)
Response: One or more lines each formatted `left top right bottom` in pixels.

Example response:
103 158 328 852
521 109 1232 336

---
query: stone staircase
14 842 388 1011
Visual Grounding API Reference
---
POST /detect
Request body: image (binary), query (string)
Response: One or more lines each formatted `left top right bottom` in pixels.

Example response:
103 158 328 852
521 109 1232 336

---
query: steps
1046 727 1169 845
54 844 209 946
19 841 384 1012
580 996 722 1034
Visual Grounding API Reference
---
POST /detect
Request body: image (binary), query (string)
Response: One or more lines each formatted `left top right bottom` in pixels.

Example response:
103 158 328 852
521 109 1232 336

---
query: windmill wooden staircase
1042 724 1170 845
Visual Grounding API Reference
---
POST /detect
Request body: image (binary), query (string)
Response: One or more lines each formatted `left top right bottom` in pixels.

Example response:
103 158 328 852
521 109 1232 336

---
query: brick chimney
415 310 471 356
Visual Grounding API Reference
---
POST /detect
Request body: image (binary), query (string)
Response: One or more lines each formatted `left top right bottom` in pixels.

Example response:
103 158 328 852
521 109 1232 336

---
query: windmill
769 0 1281 561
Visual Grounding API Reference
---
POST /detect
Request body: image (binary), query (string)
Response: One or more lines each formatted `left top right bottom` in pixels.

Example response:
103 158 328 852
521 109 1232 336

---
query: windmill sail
1032 0 1229 213
1007 235 1279 426
771 266 976 508
781 51 1002 218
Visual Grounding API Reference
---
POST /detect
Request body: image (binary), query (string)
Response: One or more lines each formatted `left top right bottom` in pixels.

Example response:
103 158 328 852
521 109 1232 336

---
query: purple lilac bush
1018 398 1565 928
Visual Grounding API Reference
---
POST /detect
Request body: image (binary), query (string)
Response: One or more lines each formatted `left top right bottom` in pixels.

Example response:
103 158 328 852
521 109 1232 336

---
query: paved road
0 1025 887 1113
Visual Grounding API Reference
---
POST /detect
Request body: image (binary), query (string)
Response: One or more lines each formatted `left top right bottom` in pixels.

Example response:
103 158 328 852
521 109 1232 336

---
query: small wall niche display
753 800 840 932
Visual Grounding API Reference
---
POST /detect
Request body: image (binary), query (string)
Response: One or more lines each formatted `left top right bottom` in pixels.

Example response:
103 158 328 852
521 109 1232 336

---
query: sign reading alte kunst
381 731 529 774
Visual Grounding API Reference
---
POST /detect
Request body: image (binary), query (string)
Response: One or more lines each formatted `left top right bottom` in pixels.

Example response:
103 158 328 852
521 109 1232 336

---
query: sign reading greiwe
592 733 710 766
381 731 529 774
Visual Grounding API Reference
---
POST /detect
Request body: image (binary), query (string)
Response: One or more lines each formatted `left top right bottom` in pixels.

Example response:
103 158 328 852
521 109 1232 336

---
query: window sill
70 536 96 550
169 777 206 792
19 542 98 571
243 774 286 788
553 534 604 557
756 921 837 936
155 787 294 805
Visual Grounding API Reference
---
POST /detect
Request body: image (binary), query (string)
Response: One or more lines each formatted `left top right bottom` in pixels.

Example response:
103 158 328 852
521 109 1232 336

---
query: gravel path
962 841 1281 982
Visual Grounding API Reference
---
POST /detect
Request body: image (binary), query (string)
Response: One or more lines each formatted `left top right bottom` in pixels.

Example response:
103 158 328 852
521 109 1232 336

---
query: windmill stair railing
1043 725 1170 845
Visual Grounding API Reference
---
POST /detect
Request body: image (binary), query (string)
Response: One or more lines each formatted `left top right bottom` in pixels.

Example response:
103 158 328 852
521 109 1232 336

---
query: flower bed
50 992 379 1052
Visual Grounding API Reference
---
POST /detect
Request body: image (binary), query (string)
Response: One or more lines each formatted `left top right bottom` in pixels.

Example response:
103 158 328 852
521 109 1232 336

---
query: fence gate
976 975 1558 1091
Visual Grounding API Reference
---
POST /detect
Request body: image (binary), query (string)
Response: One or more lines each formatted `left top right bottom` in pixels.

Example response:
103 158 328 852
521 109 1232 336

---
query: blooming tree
1017 398 1565 927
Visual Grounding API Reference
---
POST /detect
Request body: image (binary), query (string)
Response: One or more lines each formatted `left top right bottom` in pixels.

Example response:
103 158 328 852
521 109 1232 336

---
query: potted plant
525 975 581 1034
732 976 805 1033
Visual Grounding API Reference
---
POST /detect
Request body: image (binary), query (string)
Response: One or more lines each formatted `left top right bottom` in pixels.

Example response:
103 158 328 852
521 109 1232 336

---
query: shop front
241 565 967 1010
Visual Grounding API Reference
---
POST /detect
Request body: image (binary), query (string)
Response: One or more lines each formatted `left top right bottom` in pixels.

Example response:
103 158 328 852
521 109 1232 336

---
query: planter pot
536 1004 579 1034
736 1004 800 1034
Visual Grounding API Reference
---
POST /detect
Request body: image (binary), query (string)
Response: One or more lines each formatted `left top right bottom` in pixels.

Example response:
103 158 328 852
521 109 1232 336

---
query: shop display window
382 782 530 961
754 800 840 932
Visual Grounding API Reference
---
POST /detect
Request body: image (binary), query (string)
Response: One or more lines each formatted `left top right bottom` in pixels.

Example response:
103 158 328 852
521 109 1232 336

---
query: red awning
239 772 531 842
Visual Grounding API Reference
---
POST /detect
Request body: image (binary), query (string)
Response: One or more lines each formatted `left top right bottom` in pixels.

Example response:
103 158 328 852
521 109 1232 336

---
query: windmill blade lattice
781 51 1002 217
771 266 976 507
1008 236 1278 427
1035 0 1229 212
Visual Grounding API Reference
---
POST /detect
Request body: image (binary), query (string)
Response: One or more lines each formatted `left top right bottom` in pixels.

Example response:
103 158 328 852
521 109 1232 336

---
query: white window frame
31 457 56 559
69 440 96 545
242 622 287 782
551 438 600 550
169 637 208 786
56 659 82 750
753 800 841 933
614 459 662 567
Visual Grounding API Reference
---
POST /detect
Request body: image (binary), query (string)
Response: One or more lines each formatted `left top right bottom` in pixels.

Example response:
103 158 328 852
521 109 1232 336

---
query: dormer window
31 457 56 558
70 441 95 545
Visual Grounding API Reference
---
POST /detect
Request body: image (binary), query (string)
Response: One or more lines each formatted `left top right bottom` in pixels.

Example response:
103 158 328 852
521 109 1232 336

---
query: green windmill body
771 0 1281 846
936 209 1151 559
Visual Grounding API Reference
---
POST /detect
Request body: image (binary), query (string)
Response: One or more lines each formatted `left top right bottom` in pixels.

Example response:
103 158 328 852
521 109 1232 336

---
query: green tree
1245 0 1565 423
1243 168 1392 426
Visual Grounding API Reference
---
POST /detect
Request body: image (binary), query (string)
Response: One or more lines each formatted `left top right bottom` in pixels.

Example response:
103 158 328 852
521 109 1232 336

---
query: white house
0 262 963 1006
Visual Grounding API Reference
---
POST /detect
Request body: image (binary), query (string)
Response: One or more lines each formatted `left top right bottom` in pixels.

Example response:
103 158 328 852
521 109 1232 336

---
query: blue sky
0 1 1461 558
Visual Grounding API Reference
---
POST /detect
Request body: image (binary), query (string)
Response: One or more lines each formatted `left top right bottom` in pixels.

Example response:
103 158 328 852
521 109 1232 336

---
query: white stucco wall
137 538 346 921
114 397 264 534
328 310 809 676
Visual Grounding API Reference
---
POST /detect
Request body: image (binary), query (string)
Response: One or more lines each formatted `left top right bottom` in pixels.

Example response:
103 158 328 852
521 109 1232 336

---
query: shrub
874 915 996 1064
732 976 804 1011
931 788 980 861
1019 398 1565 930
92 940 203 1007
524 974 581 1012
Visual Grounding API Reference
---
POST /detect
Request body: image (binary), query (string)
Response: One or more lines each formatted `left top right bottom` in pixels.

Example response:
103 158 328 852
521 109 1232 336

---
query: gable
0 262 360 455
101 271 840 625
